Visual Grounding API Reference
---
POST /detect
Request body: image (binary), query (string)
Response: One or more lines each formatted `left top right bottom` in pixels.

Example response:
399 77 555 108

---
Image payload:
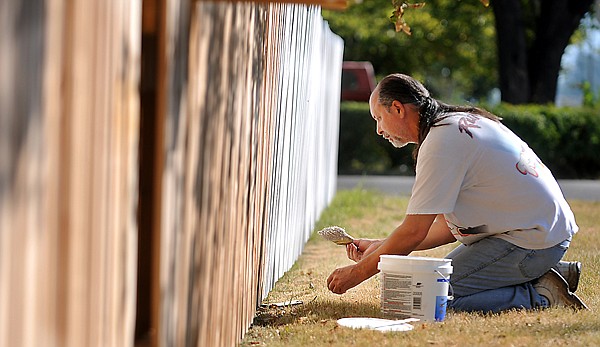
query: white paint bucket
378 255 453 322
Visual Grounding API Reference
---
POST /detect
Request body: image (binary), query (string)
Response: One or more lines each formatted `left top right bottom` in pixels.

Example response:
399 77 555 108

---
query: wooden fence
0 0 343 346
1 1 141 346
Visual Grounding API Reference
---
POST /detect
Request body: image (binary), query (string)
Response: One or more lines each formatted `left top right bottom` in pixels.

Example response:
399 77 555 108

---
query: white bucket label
380 273 415 319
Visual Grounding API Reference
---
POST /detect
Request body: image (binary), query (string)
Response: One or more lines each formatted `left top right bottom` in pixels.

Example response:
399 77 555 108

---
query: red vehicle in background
340 61 377 102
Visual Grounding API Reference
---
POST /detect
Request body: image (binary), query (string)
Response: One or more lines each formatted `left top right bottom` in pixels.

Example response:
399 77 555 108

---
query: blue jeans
446 237 570 313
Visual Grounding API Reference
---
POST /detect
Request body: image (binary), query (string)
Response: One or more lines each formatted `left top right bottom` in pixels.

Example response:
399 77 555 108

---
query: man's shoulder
431 112 498 140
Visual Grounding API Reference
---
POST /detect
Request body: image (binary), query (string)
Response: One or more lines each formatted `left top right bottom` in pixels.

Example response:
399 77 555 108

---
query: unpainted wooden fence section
1 1 141 346
0 1 343 346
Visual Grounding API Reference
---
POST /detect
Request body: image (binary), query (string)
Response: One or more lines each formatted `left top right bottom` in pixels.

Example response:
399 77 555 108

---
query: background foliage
338 101 600 179
323 0 498 101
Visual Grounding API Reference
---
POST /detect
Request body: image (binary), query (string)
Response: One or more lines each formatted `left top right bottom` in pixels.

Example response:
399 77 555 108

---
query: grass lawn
241 188 600 347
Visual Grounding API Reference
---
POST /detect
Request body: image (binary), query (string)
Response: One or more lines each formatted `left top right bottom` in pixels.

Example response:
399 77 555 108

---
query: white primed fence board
160 2 342 345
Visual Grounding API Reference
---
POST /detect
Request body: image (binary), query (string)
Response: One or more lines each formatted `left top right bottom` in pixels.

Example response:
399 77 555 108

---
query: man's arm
327 214 437 294
414 214 456 250
345 214 455 262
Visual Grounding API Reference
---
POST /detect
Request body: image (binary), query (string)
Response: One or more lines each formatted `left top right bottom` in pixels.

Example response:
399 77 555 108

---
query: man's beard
389 137 409 148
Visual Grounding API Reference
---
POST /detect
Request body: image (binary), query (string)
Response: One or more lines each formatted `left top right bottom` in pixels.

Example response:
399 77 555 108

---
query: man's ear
391 100 405 118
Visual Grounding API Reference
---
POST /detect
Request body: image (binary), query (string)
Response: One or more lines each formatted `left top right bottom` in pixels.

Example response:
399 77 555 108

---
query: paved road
337 175 600 202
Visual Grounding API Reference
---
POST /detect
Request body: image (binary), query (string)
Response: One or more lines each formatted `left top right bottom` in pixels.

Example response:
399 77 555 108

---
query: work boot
553 261 581 292
533 268 588 310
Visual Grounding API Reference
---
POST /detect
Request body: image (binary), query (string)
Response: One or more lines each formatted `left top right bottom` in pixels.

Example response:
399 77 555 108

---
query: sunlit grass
242 189 600 347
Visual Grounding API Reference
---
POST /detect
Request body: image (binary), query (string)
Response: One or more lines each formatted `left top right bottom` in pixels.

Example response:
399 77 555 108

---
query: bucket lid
378 255 452 273
337 317 419 332
379 255 451 265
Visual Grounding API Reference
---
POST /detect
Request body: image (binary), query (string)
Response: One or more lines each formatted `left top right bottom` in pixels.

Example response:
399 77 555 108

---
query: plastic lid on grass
336 317 419 332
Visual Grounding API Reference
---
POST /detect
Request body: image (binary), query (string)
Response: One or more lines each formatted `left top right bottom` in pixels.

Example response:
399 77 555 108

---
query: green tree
325 0 596 104
492 0 594 104
323 0 498 101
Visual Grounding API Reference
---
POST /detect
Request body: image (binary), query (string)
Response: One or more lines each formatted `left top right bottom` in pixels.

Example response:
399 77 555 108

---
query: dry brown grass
241 189 600 346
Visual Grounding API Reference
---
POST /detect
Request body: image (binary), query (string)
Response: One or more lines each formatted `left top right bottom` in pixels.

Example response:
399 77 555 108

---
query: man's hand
327 214 439 295
346 239 383 262
328 239 383 294
326 264 366 294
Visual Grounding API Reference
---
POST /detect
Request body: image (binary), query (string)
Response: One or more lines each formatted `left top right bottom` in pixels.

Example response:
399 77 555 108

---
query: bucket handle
435 269 454 301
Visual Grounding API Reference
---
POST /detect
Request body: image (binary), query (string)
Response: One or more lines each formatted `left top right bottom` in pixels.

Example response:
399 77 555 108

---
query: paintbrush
318 226 354 245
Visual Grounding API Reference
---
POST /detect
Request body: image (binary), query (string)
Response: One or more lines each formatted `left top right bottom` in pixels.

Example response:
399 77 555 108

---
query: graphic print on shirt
458 114 481 138
516 145 543 177
446 220 489 238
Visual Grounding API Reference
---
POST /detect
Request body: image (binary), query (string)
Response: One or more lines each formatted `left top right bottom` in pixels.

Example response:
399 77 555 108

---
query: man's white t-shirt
406 113 578 249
